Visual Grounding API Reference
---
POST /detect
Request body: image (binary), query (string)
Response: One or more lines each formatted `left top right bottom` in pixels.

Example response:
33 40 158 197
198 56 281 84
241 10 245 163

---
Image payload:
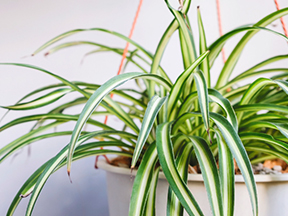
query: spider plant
1 0 288 215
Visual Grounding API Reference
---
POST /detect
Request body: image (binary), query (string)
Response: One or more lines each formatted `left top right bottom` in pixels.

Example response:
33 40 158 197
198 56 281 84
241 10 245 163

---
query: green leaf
165 1 196 68
15 147 131 216
216 8 288 88
143 167 160 216
167 142 193 216
237 78 288 123
67 72 171 174
197 7 210 87
209 112 257 216
273 123 288 139
0 63 90 98
131 95 167 168
129 143 158 216
148 0 192 98
45 41 171 79
179 28 196 70
177 91 198 117
173 112 258 216
0 122 63 159
209 26 288 67
25 131 134 216
7 159 52 216
0 131 73 163
167 51 209 120
208 89 238 131
188 136 223 216
240 113 286 126
245 144 288 164
177 88 237 133
178 19 197 100
219 68 288 93
215 130 234 216
1 88 72 110
156 122 203 216
235 103 288 114
0 113 114 132
165 0 198 101
231 55 288 81
240 132 288 151
33 27 172 85
102 96 139 134
193 70 210 132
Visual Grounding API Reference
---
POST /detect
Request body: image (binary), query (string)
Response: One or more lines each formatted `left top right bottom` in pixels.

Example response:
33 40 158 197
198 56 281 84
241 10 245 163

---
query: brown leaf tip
67 170 73 183
20 191 32 198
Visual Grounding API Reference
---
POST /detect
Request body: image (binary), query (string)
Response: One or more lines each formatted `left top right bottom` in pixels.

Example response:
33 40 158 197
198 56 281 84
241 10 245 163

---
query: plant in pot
1 0 288 215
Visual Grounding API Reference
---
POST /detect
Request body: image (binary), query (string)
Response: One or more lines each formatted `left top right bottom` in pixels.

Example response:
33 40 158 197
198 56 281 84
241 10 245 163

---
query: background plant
1 0 288 216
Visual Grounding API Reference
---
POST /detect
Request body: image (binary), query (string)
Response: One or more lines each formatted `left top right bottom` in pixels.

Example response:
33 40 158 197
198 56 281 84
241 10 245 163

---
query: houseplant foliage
1 0 288 215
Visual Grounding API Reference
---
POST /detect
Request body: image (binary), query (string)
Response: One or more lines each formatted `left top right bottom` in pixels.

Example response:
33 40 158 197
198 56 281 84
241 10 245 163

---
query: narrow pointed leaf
240 132 288 151
102 96 139 134
25 130 135 216
237 78 288 123
1 131 72 163
188 136 223 216
235 103 288 114
197 7 210 87
20 147 132 216
131 95 167 168
273 123 288 139
33 27 172 84
216 8 288 88
149 0 191 97
129 143 158 216
209 26 288 67
165 0 196 67
1 88 72 110
67 72 171 173
193 70 210 131
209 112 257 216
0 113 114 132
208 89 238 131
215 130 234 216
168 51 209 119
0 63 90 98
167 142 193 216
173 111 258 216
143 167 160 216
0 122 61 158
231 55 288 81
156 122 203 216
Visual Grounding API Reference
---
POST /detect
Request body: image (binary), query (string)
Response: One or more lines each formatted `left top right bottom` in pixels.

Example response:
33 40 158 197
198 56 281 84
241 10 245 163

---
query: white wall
0 0 287 215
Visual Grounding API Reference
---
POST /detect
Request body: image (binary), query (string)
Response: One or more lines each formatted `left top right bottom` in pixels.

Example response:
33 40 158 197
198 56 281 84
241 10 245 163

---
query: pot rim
98 160 288 183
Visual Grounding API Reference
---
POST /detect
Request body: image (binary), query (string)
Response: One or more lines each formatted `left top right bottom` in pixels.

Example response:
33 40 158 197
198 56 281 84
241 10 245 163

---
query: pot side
98 160 288 216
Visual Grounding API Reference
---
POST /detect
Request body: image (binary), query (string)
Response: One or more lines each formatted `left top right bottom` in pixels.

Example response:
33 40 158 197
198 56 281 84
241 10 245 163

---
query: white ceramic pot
98 160 288 216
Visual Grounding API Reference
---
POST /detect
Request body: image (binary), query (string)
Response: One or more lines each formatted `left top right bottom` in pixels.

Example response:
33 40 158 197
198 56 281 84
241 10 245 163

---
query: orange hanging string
274 0 288 37
95 0 143 168
216 0 226 63
104 0 143 125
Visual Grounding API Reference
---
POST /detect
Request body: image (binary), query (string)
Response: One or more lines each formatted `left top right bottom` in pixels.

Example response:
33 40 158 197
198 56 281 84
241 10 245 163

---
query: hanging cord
274 0 288 37
104 0 143 125
95 0 143 168
216 0 226 63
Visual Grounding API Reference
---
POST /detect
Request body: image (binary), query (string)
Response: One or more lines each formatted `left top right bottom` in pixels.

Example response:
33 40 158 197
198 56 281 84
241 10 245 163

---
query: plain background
0 0 288 215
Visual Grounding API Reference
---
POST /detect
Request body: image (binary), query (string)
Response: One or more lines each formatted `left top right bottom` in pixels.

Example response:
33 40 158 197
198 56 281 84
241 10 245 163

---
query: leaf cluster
1 1 288 215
